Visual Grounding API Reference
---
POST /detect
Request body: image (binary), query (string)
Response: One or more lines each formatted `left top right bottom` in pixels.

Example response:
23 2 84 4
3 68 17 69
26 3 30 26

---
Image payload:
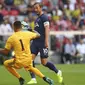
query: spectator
0 0 85 64
71 4 81 24
69 0 76 11
64 39 76 64
0 18 13 41
4 0 14 6
14 0 24 6
0 7 9 16
9 8 19 16
57 15 68 31
75 39 85 63
18 1 28 15
64 3 72 19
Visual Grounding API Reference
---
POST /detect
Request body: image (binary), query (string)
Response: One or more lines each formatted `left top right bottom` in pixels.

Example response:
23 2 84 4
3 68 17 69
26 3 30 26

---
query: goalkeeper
0 21 54 85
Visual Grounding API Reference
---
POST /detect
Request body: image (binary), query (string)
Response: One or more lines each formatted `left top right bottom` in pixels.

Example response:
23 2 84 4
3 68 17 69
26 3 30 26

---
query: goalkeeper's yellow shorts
4 57 32 71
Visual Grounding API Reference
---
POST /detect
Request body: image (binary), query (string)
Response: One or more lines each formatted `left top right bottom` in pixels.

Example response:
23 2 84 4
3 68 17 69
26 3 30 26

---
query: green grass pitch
0 64 85 85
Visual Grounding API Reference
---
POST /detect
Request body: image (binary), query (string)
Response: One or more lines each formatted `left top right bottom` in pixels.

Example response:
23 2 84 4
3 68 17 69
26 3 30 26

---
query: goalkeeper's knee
4 60 9 67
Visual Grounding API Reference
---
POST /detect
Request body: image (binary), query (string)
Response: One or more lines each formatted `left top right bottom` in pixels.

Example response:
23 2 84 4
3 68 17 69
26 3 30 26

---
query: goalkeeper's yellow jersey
5 31 37 60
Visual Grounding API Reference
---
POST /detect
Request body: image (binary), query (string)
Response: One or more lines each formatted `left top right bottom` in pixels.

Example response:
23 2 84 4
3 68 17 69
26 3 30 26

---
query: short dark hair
13 21 22 29
33 2 43 8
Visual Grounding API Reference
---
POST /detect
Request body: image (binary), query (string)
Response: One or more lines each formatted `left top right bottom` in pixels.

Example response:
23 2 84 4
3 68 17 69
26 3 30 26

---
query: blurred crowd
0 0 85 31
51 36 85 64
0 0 85 64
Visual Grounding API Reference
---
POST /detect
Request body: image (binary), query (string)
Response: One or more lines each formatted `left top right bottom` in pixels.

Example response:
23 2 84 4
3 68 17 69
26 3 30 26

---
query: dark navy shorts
31 41 48 58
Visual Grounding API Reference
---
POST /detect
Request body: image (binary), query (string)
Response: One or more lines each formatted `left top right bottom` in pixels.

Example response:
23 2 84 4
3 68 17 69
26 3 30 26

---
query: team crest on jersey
43 48 48 55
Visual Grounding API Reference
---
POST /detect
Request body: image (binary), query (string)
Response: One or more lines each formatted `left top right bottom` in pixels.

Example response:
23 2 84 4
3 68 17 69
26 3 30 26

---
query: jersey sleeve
42 15 50 27
28 32 38 40
5 37 13 50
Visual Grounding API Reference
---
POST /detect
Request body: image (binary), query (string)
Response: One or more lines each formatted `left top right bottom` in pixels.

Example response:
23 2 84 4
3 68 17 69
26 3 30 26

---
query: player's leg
41 58 63 83
4 58 25 85
27 54 37 84
4 59 21 78
29 66 54 85
40 47 63 83
27 42 38 84
30 61 36 77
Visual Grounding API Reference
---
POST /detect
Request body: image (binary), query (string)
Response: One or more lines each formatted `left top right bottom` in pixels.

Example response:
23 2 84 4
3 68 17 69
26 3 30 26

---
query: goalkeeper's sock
19 77 25 85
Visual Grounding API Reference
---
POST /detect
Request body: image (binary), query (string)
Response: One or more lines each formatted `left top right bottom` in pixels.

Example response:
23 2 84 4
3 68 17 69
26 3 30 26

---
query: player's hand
21 21 32 31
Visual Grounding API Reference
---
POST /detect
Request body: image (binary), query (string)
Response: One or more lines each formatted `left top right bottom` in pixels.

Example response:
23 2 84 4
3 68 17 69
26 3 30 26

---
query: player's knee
4 60 9 67
41 59 47 66
41 62 47 66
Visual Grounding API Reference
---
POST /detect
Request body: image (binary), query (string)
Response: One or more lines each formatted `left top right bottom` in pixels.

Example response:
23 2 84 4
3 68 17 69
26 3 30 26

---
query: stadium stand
0 0 85 64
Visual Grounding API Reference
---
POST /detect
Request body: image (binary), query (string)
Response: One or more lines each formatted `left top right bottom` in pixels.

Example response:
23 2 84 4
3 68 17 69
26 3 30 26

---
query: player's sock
45 62 58 73
43 77 54 85
29 72 36 78
29 61 36 78
29 67 44 78
19 77 25 85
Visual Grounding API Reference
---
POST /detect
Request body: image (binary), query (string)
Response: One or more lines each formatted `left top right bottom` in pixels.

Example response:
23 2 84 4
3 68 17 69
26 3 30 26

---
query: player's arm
0 37 12 55
32 30 40 38
0 48 9 55
44 21 50 48
29 31 40 40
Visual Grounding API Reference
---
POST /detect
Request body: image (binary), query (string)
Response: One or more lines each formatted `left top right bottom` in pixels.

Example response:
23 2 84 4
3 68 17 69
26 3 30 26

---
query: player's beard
33 11 40 16
34 10 41 16
36 12 40 16
37 13 40 16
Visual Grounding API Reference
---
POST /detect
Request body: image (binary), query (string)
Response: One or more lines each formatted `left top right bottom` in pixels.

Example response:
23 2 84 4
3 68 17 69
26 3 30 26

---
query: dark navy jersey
33 14 49 42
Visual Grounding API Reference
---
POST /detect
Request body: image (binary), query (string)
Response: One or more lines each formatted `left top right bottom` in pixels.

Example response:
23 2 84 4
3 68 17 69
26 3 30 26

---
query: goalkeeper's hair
13 21 22 29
